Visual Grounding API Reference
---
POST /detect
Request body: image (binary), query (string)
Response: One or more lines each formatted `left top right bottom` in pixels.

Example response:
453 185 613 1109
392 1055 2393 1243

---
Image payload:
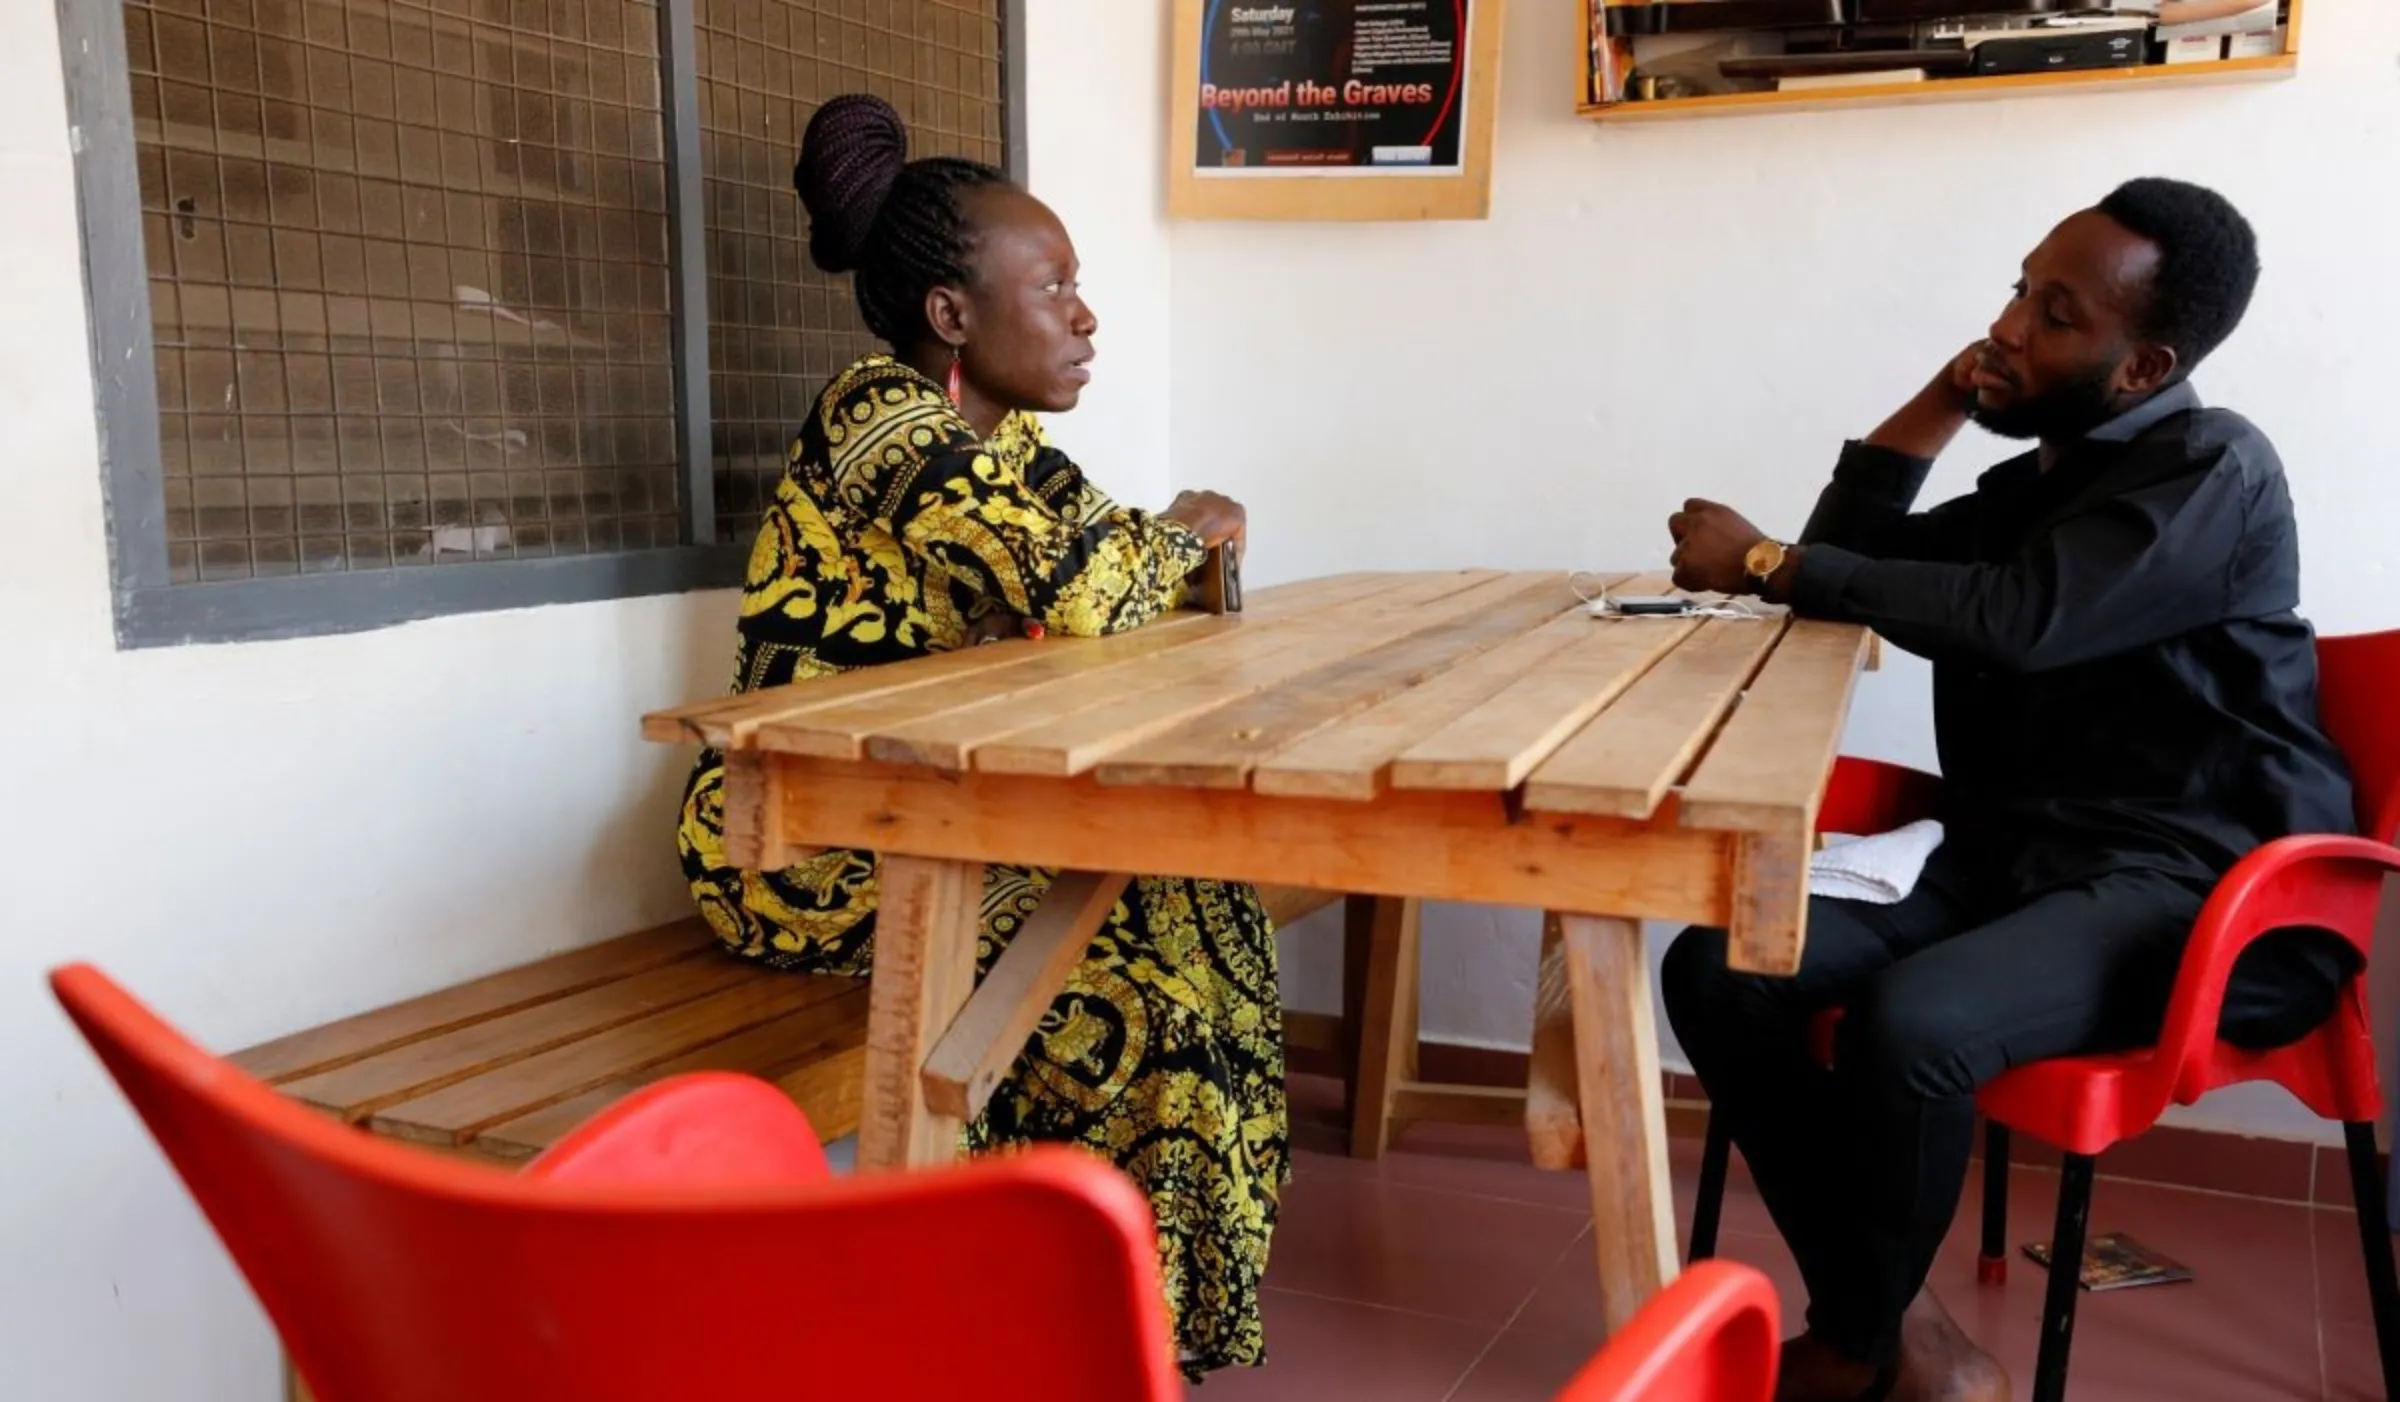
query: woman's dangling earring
946 346 964 406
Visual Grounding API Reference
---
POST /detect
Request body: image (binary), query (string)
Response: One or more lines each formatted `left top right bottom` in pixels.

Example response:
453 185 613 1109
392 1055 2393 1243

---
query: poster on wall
1194 1 1471 177
1169 0 1506 222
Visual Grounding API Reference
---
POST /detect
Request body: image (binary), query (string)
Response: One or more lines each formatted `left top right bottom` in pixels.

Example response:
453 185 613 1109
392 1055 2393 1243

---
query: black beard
1970 364 2121 442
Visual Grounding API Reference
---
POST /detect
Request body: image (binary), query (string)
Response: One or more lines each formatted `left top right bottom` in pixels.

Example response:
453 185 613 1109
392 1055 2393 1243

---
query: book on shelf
2156 0 2281 42
1776 68 1931 91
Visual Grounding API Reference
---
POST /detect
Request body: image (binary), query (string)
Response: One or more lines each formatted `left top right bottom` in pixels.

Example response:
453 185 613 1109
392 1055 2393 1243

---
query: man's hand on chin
1666 498 1767 595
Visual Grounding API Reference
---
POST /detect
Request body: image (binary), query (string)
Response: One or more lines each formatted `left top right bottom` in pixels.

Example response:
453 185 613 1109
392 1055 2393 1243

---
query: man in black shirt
1661 179 2356 1402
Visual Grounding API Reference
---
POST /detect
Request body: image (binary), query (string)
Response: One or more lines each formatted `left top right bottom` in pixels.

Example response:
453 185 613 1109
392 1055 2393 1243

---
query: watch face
1746 542 1782 577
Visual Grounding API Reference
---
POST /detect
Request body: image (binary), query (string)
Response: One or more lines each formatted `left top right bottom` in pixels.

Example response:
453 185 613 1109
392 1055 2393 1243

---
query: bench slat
276 954 761 1121
775 1043 869 1147
464 983 870 1161
230 920 714 1085
369 971 863 1147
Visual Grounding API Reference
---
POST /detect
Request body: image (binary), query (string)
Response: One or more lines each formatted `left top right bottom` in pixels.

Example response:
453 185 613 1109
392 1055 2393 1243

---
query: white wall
1020 0 1178 505
0 2 1175 1398
1186 0 2400 1145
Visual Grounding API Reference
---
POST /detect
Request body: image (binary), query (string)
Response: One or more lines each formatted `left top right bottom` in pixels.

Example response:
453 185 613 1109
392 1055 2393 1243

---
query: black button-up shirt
1789 381 2356 901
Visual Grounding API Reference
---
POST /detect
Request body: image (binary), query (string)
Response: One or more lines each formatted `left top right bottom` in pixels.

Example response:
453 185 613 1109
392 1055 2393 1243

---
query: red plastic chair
50 962 1183 1402
1984 627 2400 1402
1689 630 2400 1402
1550 1261 1780 1402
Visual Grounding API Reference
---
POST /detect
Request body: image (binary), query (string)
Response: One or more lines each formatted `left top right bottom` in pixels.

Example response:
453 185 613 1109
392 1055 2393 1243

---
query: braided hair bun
791 92 1013 349
795 94 909 275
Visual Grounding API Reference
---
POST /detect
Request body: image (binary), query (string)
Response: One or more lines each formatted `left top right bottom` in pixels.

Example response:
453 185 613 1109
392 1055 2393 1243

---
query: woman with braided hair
676 93 1278 1375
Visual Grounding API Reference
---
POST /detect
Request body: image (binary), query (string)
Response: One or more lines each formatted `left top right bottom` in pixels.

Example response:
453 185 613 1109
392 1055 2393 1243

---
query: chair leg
2032 1152 2096 1402
1689 1112 1732 1262
2343 1121 2400 1400
1979 1121 2012 1285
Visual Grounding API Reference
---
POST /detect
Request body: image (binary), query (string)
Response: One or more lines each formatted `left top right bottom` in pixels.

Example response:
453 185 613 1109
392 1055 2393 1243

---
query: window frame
56 0 1027 647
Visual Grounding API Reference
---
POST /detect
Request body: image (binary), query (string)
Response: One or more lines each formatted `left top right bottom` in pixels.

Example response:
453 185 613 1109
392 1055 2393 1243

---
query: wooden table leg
1559 912 1678 1333
857 854 985 1170
1339 894 1375 1120
1348 896 1420 1159
1525 911 1585 1172
1728 831 1811 976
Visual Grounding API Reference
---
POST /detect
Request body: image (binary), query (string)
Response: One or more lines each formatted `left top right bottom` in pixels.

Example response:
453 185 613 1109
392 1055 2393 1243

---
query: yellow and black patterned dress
677 355 1286 1373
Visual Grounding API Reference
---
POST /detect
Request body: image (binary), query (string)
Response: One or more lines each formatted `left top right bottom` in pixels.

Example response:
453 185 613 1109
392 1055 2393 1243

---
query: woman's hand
1164 490 1248 552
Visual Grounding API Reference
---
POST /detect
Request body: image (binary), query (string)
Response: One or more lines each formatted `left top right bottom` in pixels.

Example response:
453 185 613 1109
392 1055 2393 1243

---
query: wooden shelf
1579 0 2305 124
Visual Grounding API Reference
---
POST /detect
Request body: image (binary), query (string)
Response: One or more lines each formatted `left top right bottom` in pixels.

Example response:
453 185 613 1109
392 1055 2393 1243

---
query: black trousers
1660 850 2342 1367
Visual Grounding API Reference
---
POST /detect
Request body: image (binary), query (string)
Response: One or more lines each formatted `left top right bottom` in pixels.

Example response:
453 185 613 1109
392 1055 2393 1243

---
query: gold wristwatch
1743 538 1789 588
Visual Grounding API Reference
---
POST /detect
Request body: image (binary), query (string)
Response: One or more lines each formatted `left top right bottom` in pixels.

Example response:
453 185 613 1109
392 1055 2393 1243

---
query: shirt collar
2085 380 2201 444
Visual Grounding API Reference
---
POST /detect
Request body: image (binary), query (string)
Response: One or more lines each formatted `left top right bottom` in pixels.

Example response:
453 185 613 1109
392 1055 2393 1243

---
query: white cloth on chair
1808 819 1946 906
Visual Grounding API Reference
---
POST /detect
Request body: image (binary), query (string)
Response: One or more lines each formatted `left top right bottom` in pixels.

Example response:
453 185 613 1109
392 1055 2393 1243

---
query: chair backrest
51 963 1181 1402
2316 629 2400 845
1550 1261 1778 1402
1818 756 1944 838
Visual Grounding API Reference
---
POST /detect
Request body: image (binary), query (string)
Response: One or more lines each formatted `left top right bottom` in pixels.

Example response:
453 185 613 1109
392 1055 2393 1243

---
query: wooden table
643 569 1872 1331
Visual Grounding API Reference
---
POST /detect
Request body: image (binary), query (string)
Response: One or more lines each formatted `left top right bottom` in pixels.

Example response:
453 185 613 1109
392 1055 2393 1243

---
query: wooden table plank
971 572 1517 777
275 956 761 1120
749 755 1735 925
643 632 1070 751
1250 603 1611 801
1679 620 1873 977
1518 617 1791 820
368 971 859 1146
641 574 1378 749
1678 619 1872 834
1387 605 1703 794
230 920 714 1084
767 573 1408 767
1093 575 1578 789
467 985 869 1161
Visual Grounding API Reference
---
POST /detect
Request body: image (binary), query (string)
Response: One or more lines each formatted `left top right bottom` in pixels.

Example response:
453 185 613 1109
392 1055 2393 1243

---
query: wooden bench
236 885 1348 1165
241 886 1346 1402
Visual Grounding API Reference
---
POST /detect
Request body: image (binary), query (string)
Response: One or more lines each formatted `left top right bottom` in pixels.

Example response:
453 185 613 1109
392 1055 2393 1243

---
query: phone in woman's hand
1195 546 1243 615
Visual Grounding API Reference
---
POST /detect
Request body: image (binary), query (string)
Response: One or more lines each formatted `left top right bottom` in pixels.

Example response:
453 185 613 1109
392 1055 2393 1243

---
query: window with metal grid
65 0 1014 643
696 0 1004 542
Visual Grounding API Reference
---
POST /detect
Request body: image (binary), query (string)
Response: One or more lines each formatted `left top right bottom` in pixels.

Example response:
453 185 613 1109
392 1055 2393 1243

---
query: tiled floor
1194 1076 2390 1401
